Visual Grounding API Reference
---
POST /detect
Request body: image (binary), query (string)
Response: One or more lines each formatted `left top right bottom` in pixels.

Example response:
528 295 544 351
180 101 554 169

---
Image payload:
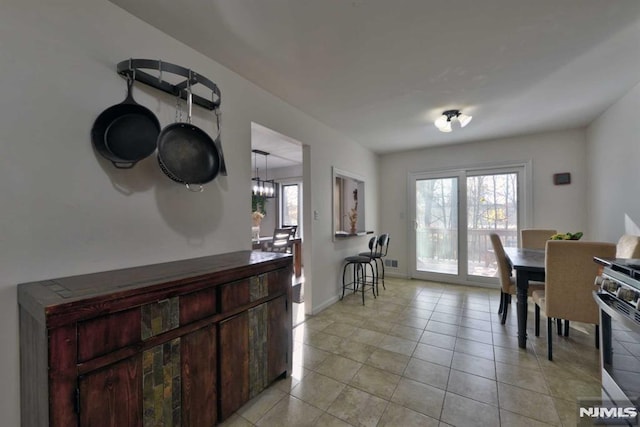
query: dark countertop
335 230 374 238
18 250 292 322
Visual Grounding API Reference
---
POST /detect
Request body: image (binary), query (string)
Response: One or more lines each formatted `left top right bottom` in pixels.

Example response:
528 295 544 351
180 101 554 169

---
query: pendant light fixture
434 109 472 133
251 149 277 198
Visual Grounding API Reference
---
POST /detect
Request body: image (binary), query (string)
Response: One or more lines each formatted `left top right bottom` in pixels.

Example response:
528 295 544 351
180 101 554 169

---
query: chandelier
251 149 277 198
434 109 472 133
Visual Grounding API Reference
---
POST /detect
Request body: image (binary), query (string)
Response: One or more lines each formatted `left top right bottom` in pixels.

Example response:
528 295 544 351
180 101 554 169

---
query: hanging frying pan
91 76 160 169
157 83 220 192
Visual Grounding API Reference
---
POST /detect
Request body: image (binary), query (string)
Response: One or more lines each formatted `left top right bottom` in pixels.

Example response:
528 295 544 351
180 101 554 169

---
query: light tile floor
221 277 602 426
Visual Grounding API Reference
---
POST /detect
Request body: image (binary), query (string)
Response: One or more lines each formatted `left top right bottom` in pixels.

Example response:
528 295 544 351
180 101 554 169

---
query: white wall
586 82 640 241
0 1 377 424
379 129 588 277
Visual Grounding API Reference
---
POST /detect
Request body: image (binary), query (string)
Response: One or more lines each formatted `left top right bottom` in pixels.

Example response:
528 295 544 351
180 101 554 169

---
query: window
280 181 302 238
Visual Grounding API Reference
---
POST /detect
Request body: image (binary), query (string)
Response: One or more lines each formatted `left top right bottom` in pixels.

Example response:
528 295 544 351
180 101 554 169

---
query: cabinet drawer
267 268 290 296
219 278 251 313
219 270 289 314
77 308 141 362
180 287 217 324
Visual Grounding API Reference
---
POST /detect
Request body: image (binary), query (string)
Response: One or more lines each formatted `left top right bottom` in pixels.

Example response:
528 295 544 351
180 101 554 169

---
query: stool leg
373 259 379 296
353 264 358 293
369 263 376 299
341 264 347 300
359 263 365 305
380 258 386 290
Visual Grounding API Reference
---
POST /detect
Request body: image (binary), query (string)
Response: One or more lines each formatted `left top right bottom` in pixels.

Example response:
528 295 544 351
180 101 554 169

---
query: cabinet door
218 312 249 421
182 324 217 426
78 355 142 427
267 294 289 383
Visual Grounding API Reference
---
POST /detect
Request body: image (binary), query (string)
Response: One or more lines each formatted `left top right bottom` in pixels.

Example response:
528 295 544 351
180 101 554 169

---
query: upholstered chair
520 229 557 250
532 240 616 360
616 234 640 258
490 234 545 324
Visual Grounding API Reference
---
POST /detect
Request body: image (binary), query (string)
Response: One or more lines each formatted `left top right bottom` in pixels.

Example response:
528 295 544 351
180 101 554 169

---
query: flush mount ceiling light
434 109 472 133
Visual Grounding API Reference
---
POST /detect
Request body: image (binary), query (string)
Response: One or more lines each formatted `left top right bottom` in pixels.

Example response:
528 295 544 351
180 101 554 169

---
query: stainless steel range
594 258 640 413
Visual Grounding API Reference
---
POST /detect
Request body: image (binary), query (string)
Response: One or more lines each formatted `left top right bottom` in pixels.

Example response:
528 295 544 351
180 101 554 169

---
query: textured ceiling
110 0 640 154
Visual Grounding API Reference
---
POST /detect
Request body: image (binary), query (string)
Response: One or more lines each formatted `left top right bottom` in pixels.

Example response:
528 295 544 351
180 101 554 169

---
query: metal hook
186 70 193 124
127 58 136 81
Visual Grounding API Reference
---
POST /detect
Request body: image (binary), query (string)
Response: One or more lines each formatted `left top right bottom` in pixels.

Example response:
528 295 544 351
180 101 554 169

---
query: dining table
253 236 303 277
503 247 546 349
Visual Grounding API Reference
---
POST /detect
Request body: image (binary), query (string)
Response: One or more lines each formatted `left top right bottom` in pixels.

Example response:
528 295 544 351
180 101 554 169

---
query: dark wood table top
504 247 545 272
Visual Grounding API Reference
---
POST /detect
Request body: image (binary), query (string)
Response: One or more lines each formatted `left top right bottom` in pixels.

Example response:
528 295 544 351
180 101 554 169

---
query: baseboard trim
310 295 340 315
385 271 409 279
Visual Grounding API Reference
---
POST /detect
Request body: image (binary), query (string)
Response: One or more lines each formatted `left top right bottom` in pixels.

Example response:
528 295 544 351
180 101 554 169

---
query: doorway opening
251 122 307 326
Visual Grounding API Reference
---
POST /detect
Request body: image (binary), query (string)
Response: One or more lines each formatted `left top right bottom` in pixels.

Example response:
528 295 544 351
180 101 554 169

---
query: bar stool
359 233 389 294
341 236 377 305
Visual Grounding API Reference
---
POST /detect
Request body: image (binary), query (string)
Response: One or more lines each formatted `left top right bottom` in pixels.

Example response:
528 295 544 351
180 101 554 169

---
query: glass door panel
281 184 299 226
410 164 527 286
466 173 519 278
415 177 459 275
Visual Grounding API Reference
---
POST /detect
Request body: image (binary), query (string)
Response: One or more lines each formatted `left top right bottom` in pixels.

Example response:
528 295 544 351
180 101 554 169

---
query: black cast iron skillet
91 77 160 168
157 89 220 191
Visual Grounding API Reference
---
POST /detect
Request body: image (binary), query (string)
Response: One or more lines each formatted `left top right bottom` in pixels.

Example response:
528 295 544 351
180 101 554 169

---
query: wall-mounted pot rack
116 59 221 111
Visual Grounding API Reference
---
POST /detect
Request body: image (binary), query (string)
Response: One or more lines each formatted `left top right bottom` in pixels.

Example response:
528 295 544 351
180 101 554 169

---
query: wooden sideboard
18 251 293 427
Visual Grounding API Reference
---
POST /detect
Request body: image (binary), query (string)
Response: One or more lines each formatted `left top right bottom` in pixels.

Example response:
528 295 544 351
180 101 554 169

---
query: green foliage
252 194 266 214
550 231 583 240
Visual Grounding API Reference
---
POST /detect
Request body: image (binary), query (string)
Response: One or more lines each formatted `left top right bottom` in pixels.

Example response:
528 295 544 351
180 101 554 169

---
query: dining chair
532 240 616 360
616 234 640 258
490 233 545 324
264 227 295 253
520 228 557 250
283 224 298 238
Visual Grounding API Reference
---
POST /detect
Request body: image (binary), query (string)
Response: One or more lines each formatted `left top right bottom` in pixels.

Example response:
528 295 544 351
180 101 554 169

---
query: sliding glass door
410 164 528 285
466 172 519 278
414 174 460 275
